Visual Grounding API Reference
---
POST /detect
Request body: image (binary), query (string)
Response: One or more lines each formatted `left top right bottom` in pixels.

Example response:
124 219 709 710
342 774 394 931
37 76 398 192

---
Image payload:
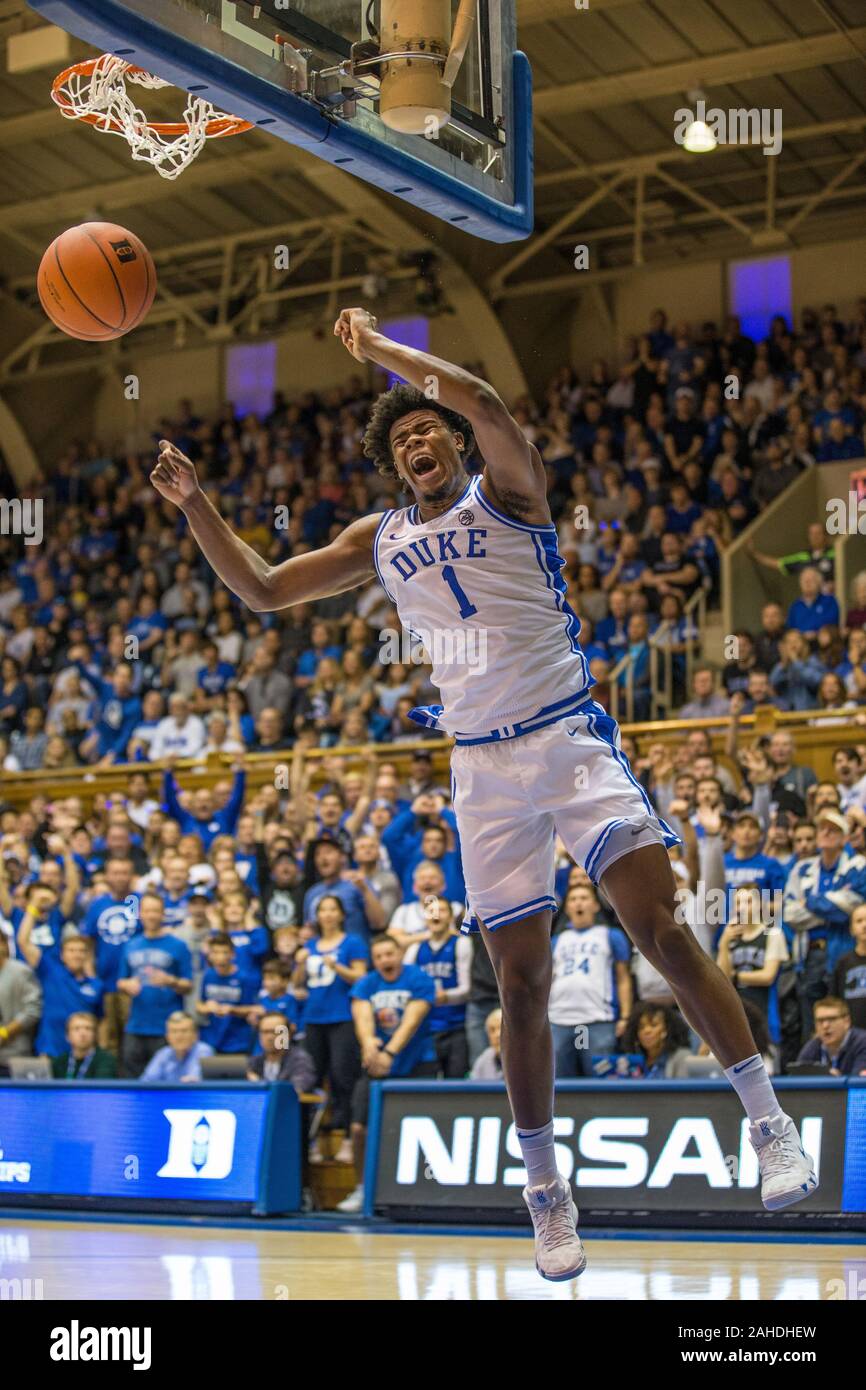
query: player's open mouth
409 453 439 479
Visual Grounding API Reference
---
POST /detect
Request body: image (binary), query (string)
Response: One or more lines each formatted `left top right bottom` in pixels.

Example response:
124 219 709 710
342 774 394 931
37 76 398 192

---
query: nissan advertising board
369 1080 863 1222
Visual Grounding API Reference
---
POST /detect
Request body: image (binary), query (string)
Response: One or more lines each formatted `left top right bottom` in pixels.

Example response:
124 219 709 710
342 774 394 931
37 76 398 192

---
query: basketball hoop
51 54 254 180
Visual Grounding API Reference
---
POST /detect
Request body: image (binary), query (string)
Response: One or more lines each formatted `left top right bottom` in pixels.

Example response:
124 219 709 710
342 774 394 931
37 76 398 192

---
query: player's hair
208 932 234 951
363 383 476 479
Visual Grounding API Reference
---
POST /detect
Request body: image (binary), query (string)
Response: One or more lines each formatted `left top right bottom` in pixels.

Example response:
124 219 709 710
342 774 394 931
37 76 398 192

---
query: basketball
37 221 157 341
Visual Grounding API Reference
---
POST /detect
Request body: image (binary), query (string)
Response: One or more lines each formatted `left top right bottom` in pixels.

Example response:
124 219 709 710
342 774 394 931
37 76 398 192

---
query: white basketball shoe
749 1113 818 1211
523 1173 587 1282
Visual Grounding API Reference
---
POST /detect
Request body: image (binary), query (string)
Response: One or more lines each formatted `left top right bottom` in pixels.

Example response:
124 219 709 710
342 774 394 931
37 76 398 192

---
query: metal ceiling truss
491 113 866 301
0 213 416 381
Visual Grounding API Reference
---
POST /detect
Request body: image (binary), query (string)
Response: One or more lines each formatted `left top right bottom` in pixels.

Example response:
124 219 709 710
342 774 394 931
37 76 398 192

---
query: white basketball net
53 54 246 180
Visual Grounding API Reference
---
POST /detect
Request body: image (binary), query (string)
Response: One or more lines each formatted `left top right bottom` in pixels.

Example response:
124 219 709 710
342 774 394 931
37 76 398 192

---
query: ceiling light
682 88 717 155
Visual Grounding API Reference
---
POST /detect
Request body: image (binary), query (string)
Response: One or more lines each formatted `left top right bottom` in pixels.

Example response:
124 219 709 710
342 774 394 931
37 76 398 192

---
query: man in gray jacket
242 646 291 720
0 931 43 1069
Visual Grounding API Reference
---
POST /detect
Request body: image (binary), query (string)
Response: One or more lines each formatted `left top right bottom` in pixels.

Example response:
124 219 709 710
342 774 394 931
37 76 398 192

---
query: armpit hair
494 487 535 519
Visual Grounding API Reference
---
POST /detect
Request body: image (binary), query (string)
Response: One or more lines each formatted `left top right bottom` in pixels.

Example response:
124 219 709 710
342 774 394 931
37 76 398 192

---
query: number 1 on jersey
441 565 478 620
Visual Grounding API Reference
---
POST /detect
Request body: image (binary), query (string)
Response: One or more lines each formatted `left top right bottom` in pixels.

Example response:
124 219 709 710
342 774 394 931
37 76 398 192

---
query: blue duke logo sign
157 1110 237 1180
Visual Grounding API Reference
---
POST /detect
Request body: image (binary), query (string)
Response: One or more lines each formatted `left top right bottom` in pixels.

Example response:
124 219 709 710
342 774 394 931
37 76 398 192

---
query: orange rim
51 58 254 138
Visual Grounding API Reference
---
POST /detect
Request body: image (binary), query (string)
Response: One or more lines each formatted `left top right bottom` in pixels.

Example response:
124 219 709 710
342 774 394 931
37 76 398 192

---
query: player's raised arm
335 307 549 523
150 441 379 612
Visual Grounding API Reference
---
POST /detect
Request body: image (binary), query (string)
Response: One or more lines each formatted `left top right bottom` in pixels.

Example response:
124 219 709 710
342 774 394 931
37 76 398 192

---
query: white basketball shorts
450 699 680 934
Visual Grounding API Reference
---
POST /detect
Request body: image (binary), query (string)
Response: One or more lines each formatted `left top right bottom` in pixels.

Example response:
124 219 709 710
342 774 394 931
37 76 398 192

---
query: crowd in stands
3 304 866 771
2 715 866 1208
2 303 866 1209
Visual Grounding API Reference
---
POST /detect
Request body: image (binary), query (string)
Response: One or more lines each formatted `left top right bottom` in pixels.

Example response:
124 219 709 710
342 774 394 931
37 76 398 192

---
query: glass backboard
28 0 533 242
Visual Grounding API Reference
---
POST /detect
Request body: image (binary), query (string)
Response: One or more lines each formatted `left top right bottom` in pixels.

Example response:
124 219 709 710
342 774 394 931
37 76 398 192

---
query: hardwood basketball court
2 1216 861 1301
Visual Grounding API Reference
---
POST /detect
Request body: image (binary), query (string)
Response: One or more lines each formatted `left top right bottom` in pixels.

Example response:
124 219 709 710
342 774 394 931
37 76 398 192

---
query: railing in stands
1 702 862 810
609 584 706 724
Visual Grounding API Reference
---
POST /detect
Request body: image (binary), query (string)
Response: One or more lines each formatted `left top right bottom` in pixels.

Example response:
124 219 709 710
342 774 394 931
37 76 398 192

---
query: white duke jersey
374 474 592 744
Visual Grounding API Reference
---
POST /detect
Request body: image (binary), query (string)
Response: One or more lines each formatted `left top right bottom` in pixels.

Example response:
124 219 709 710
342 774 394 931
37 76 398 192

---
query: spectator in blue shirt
128 594 169 659
813 387 859 439
295 620 344 686
770 630 825 711
141 1012 215 1082
80 856 141 991
595 587 629 660
195 640 236 708
665 481 702 536
302 836 370 940
786 567 840 638
0 656 29 735
599 535 645 595
404 896 472 1078
248 958 300 1055
338 935 436 1213
17 909 104 1057
816 419 863 462
216 887 270 982
293 893 368 1153
614 613 652 721
198 933 258 1053
157 854 195 932
232 814 260 895
73 512 118 567
647 308 674 360
3 880 65 960
381 792 465 902
784 809 866 1041
722 812 787 946
117 891 193 1077
76 661 142 765
161 765 246 851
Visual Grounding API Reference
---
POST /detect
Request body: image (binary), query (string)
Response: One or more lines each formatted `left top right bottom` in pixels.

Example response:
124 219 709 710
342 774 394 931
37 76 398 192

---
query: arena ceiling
1 0 866 379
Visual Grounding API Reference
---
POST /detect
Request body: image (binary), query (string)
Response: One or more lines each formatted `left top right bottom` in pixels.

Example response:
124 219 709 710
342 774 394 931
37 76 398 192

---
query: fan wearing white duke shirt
150 307 817 1281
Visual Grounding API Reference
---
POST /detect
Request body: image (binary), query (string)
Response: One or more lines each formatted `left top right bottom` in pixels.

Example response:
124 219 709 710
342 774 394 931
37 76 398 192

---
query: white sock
517 1120 558 1187
724 1053 780 1128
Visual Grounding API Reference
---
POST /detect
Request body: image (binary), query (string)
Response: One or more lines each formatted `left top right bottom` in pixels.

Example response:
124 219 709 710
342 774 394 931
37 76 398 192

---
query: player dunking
151 309 816 1280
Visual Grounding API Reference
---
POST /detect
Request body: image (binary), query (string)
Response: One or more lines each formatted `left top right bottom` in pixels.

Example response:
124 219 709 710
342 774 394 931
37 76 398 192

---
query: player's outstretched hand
150 440 200 507
334 307 377 362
